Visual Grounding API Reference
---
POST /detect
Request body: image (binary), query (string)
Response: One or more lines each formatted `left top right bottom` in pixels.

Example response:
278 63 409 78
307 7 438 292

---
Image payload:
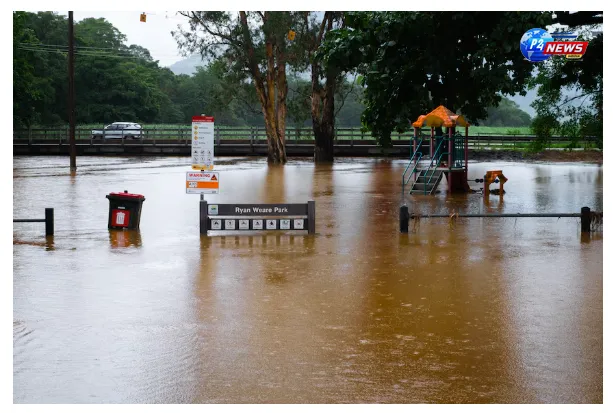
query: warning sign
186 171 220 194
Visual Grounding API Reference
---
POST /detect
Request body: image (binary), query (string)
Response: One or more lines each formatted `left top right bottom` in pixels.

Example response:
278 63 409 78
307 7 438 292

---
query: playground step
410 169 444 195
415 170 443 183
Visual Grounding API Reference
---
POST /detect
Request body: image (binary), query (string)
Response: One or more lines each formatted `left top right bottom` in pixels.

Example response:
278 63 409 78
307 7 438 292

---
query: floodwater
13 156 603 403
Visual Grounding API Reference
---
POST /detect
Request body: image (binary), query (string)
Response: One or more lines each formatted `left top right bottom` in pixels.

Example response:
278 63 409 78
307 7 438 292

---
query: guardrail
13 208 54 236
13 127 599 150
399 205 602 234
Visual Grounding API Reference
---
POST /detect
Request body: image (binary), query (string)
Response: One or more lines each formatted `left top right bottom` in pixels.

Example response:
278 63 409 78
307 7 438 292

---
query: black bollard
400 205 409 233
581 206 591 233
307 201 316 235
45 208 54 236
200 200 208 235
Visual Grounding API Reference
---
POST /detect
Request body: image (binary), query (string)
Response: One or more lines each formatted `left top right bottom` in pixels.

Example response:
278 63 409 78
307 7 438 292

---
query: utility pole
68 11 76 171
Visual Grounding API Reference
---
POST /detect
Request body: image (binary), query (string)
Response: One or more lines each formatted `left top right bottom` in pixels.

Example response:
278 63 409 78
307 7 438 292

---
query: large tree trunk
275 52 288 163
239 11 287 164
312 69 336 162
311 13 337 163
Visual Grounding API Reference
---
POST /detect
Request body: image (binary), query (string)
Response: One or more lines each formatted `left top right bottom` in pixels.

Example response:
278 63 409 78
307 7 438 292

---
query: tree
174 12 304 163
302 12 345 162
318 11 553 146
529 12 603 150
481 97 532 127
13 12 43 128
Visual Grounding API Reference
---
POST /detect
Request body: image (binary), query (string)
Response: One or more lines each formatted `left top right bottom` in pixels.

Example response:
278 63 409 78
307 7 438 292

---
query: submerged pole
581 206 591 233
399 205 409 233
68 11 76 172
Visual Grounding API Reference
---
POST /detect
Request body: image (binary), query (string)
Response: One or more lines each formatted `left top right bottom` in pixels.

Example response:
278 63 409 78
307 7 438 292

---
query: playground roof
412 105 470 128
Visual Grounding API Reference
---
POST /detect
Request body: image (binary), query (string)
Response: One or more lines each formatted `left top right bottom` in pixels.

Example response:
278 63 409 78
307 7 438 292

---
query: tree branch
186 12 242 48
556 90 597 110
335 75 355 117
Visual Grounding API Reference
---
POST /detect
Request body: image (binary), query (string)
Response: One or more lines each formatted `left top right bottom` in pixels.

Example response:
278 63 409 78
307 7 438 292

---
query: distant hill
168 55 209 75
506 89 538 118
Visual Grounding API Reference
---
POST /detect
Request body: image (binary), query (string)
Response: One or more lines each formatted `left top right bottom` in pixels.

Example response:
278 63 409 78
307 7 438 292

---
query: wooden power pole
68 11 76 171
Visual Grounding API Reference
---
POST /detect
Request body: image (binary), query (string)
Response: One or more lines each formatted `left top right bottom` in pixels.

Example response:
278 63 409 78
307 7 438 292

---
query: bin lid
108 191 145 199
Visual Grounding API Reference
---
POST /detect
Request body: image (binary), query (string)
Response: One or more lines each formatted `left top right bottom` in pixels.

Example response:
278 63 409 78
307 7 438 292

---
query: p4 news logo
520 29 588 62
544 37 588 60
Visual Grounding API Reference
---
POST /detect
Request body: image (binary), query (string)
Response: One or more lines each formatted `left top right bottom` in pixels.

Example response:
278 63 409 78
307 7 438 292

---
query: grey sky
71 11 190 67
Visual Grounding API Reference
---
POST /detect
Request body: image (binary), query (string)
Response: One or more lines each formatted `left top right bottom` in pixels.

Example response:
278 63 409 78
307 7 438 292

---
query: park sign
186 171 220 194
192 116 214 170
199 201 315 235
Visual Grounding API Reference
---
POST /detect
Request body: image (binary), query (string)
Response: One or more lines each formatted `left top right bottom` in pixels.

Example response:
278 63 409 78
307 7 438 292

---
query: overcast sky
71 11 191 67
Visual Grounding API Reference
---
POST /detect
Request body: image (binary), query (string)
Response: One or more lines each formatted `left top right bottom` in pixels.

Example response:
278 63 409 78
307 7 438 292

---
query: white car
91 122 143 139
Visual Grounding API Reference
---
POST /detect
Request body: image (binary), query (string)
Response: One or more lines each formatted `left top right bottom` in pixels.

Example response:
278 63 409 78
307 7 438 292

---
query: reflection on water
109 230 142 249
13 156 602 403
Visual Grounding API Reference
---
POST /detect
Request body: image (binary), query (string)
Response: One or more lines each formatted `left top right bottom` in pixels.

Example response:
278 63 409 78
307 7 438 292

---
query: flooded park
13 155 603 403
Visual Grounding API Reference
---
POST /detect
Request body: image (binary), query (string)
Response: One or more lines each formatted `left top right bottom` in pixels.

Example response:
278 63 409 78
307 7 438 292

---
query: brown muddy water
13 156 603 403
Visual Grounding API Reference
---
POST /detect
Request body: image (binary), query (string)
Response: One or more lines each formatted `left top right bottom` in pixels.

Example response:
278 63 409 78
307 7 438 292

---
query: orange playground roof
412 105 470 128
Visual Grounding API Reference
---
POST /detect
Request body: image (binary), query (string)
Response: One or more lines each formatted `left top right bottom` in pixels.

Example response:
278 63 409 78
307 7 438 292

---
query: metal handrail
421 137 448 194
402 138 424 186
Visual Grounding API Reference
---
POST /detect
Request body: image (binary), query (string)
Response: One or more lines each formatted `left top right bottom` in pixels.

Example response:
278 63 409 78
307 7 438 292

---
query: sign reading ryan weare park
200 201 316 235
209 203 308 216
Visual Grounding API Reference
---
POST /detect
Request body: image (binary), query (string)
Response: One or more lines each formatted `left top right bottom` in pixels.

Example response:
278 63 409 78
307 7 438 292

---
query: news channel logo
520 28 580 62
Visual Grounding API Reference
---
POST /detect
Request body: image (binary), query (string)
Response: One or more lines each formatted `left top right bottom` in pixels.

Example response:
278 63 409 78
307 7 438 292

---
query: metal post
447 128 452 192
581 206 591 233
68 11 76 172
307 201 316 234
200 199 208 235
400 205 409 233
45 208 54 236
464 125 469 177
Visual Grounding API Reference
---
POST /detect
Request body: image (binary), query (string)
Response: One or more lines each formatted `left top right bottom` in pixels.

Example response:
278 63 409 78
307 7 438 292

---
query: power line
18 42 179 55
17 46 182 59
17 46 154 59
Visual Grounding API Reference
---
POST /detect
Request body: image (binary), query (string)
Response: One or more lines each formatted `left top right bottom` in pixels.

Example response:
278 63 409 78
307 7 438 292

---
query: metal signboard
186 171 220 194
199 201 315 236
213 203 308 216
191 116 214 170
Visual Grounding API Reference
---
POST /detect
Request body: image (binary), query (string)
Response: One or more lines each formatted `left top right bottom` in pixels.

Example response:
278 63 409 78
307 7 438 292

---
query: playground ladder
409 137 447 195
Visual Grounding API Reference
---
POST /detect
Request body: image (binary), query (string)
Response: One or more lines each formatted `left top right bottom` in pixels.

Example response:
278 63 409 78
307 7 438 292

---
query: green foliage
14 11 552 134
481 98 532 127
317 11 553 146
530 12 603 150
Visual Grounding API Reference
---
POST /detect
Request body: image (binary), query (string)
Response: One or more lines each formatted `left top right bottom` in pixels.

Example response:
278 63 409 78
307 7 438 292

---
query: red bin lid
109 191 145 199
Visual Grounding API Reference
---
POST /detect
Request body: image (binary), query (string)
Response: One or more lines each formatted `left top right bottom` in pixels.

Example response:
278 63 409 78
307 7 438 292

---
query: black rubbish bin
106 190 146 229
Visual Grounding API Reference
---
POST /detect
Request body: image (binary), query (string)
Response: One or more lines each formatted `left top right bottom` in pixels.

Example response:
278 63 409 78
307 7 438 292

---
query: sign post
191 116 214 170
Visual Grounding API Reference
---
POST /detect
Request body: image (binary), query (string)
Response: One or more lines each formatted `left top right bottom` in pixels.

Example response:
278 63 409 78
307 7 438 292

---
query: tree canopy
529 12 603 149
317 11 553 145
13 10 549 138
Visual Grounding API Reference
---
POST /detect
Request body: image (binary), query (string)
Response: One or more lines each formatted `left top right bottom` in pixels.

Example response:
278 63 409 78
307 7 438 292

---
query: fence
13 126 599 150
13 208 54 236
399 206 602 234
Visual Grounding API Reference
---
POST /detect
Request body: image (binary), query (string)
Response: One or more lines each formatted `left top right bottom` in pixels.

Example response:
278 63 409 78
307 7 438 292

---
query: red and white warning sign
186 171 220 194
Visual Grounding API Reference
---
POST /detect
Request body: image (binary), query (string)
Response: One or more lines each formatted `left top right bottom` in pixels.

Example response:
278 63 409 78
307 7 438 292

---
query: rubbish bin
106 190 145 229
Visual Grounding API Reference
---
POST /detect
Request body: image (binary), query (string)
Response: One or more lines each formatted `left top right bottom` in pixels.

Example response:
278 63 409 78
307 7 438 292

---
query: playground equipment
402 106 470 195
483 170 507 195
